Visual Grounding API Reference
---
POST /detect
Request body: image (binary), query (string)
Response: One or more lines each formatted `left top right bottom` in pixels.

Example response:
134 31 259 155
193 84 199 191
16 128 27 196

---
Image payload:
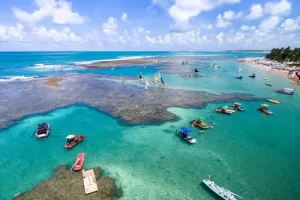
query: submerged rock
0 74 260 129
14 165 122 200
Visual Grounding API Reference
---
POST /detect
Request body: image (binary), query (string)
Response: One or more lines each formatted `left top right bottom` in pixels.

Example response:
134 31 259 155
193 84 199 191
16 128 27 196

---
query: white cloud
121 13 128 22
216 11 241 28
0 24 25 41
216 32 224 43
280 18 300 32
206 24 213 30
133 27 150 37
103 17 118 35
32 26 81 42
240 25 256 31
13 0 85 25
265 0 291 16
118 36 127 44
259 16 280 31
247 4 263 20
167 0 240 30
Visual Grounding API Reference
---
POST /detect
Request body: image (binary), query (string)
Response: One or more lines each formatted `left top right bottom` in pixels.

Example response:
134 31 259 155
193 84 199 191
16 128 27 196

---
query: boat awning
181 127 191 134
66 135 75 139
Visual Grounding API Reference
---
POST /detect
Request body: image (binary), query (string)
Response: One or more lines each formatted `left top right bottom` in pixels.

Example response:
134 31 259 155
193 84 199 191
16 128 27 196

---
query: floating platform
82 169 98 194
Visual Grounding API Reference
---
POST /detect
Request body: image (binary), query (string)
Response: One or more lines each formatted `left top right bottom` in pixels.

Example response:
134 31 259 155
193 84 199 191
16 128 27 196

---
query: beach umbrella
180 127 191 134
261 104 269 107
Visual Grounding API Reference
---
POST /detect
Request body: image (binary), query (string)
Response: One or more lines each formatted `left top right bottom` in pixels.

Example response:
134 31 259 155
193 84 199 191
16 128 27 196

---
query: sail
292 71 296 78
161 77 165 84
293 72 300 82
154 74 158 82
158 72 161 78
238 67 242 73
195 68 199 73
148 77 151 83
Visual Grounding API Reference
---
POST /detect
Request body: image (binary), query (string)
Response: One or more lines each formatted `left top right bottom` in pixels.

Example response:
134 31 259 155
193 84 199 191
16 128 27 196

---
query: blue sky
0 0 300 51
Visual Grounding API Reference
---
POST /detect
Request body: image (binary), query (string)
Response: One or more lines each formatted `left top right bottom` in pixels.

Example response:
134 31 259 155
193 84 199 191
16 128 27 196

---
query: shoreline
236 58 292 77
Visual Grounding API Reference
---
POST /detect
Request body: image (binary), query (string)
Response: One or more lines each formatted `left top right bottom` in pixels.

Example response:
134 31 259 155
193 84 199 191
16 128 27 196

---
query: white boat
203 179 241 200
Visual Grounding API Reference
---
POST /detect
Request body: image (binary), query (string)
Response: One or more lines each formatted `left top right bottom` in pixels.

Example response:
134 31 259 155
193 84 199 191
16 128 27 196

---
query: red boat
73 153 85 171
35 123 50 139
64 134 86 149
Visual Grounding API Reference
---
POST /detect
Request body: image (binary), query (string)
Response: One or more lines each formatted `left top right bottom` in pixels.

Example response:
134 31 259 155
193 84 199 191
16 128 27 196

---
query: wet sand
81 59 158 69
44 77 64 87
0 74 260 129
14 165 122 200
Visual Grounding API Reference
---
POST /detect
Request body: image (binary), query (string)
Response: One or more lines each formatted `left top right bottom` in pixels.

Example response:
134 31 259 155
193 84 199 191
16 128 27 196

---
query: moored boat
64 134 86 149
276 88 294 95
258 104 273 115
236 76 243 79
267 99 280 104
265 83 273 86
249 74 256 78
227 102 244 111
73 153 85 171
35 123 50 139
215 106 235 114
191 118 212 129
202 178 241 200
176 127 197 144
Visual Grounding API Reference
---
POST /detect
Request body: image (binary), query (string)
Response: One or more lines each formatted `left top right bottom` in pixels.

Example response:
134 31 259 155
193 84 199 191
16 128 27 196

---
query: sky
0 0 300 51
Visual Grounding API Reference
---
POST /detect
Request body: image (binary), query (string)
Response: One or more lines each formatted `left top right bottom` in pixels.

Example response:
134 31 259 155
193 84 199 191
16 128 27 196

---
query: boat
153 74 159 84
236 76 243 79
202 178 241 200
267 99 280 104
35 123 50 139
176 127 197 144
215 106 235 114
227 102 244 111
249 74 256 78
73 153 85 171
64 134 86 149
191 118 212 129
276 88 294 95
265 83 273 86
145 78 150 90
258 104 273 115
160 77 167 87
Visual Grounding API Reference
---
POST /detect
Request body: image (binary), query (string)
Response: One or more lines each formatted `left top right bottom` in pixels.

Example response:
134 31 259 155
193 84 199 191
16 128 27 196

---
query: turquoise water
0 52 300 200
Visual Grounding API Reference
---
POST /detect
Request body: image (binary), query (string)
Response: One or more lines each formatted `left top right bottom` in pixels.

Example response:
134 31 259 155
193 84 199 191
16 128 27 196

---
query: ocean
0 51 299 200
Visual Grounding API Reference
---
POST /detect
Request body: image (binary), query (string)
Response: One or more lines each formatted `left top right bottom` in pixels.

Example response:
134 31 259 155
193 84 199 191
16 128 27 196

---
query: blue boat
176 127 197 144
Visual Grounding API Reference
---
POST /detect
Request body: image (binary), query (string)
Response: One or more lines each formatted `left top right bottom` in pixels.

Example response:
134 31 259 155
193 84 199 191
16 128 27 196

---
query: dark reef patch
14 165 122 200
0 74 261 130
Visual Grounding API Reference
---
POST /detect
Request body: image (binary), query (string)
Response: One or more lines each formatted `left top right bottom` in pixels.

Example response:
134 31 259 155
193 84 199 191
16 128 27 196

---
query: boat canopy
180 127 191 134
66 135 75 139
284 88 294 92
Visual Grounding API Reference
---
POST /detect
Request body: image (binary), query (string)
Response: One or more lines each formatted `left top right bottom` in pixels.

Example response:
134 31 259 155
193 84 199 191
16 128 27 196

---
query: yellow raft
267 99 280 104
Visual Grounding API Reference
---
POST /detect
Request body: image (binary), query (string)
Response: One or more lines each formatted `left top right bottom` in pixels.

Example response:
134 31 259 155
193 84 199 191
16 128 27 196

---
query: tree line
266 47 300 62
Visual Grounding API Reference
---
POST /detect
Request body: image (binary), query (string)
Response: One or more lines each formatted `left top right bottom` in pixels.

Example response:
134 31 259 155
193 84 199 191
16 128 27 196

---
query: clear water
0 52 299 200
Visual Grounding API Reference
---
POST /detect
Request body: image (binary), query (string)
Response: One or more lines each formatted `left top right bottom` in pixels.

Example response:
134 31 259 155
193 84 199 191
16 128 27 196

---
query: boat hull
74 153 85 171
176 131 197 144
202 179 237 200
35 124 50 139
64 135 86 149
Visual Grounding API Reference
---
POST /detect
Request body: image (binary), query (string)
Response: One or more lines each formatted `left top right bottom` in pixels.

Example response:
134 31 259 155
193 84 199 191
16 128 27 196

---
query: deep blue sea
0 51 299 200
